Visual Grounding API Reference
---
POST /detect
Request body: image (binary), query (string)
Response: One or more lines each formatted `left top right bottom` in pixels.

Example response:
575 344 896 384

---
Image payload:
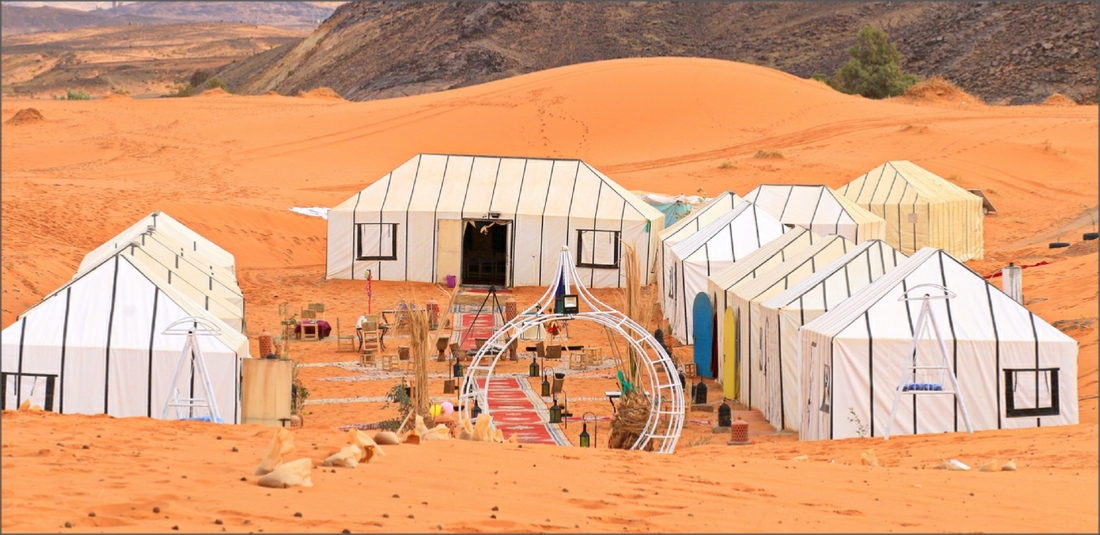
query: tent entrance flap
462 219 511 287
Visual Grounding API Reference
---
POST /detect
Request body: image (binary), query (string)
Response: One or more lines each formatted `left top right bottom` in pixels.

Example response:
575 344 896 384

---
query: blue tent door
692 292 713 378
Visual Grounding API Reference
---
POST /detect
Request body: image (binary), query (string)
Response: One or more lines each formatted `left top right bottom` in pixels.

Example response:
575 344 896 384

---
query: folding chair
335 318 357 352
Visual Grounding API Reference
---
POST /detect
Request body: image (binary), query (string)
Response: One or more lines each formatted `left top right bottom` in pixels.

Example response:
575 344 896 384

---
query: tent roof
761 239 906 310
708 227 816 291
331 153 663 222
730 235 852 301
743 184 883 227
658 190 743 241
669 201 785 261
15 251 248 355
841 161 979 204
802 247 1074 344
96 227 241 293
79 211 236 275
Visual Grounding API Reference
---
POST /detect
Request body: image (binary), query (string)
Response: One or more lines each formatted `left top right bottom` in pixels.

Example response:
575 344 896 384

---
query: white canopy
743 184 885 244
800 248 1077 441
759 240 907 431
1 252 247 422
326 154 665 288
839 161 984 261
656 191 743 302
664 202 786 343
707 227 822 398
727 235 854 412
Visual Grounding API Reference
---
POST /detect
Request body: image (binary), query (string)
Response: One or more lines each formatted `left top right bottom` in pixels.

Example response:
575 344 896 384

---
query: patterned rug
476 376 569 446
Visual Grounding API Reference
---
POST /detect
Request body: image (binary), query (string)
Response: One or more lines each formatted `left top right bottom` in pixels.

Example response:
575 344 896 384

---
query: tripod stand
457 285 513 360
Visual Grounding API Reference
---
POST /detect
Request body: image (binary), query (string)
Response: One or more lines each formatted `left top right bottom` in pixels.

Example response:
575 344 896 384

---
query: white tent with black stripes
665 202 787 344
0 251 247 422
839 161 984 261
759 240 907 432
728 235 855 413
707 227 823 399
743 184 885 244
80 210 237 276
800 248 1077 441
656 191 743 302
326 154 665 288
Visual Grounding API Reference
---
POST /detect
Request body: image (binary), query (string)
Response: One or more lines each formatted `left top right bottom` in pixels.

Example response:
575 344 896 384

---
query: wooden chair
568 352 587 371
360 316 381 351
535 341 546 362
308 302 326 320
335 318 357 352
359 348 377 367
546 344 563 360
299 309 319 341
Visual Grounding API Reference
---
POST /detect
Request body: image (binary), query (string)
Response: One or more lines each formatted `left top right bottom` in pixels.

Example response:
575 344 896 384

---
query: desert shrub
753 149 784 159
166 83 194 98
821 26 920 99
205 77 227 91
63 88 91 100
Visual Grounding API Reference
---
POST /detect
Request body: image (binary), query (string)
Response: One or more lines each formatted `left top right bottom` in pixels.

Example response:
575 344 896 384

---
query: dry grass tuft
1042 93 1077 107
718 159 737 169
902 76 983 104
753 149 784 159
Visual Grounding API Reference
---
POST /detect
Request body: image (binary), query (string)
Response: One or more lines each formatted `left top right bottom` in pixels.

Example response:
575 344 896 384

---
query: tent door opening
461 220 511 287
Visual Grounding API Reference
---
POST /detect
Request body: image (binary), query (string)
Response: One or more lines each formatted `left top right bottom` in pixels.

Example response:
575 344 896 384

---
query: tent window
1004 368 1059 418
356 223 398 261
576 230 620 269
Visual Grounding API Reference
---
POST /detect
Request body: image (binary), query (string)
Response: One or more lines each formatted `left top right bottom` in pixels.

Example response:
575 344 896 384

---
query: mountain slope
217 1 1098 105
0 3 168 35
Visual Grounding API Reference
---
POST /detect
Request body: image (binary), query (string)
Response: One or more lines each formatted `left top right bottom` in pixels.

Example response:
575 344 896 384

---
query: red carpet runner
475 376 563 445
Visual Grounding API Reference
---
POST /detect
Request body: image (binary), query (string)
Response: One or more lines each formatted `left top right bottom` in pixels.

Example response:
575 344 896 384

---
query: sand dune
2 57 1096 532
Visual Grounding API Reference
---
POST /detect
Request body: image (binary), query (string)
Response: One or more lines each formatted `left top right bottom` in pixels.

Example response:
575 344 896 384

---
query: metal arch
456 247 685 453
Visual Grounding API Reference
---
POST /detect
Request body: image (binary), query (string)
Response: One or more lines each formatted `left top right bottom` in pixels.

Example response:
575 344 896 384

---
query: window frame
1004 367 1060 418
356 222 399 261
575 229 621 269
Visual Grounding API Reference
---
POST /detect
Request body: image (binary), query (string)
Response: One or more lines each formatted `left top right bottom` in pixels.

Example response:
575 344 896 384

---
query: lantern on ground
694 378 708 405
541 370 551 397
529 356 540 377
580 411 596 448
471 399 482 420
549 396 562 424
259 329 274 358
718 399 732 428
453 356 463 378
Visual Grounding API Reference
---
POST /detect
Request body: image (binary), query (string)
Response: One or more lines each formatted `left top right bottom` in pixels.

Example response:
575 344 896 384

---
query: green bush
817 26 920 99
61 88 91 100
205 77 227 91
166 83 194 98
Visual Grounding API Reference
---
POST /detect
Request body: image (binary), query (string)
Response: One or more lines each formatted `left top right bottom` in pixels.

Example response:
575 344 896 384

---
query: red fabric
294 320 331 339
473 377 557 445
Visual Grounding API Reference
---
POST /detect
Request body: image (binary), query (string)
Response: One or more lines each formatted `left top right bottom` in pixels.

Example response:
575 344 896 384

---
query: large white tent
80 210 237 276
706 227 823 398
839 161 984 261
665 202 786 344
728 235 854 412
326 154 665 288
1 252 247 422
759 240 907 431
656 191 743 302
743 184 885 244
800 248 1077 441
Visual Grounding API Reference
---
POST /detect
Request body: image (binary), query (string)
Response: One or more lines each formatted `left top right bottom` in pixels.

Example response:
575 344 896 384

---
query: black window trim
356 222 398 261
1004 367 1060 418
576 229 621 269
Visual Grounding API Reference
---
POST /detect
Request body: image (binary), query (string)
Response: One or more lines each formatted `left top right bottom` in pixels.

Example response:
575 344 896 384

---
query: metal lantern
580 411 596 448
694 378 708 405
258 329 274 358
529 356 540 378
471 399 482 420
453 357 463 378
549 396 562 424
718 399 732 427
541 371 551 397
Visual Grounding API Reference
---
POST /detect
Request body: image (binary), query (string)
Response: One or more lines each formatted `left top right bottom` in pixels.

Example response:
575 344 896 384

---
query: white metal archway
457 246 685 453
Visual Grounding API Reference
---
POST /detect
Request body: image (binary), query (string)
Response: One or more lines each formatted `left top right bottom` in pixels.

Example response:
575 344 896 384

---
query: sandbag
978 460 1001 472
373 431 401 445
257 458 313 488
324 444 362 468
347 429 385 462
254 428 296 476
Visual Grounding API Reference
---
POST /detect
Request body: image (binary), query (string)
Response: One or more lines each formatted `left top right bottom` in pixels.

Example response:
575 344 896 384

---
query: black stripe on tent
984 275 1002 429
807 186 825 235
59 288 72 414
900 276 916 435
866 312 874 437
428 156 452 283
402 156 424 281
103 255 122 414
536 161 557 286
485 157 502 219
777 186 794 220
234 350 240 424
937 252 960 431
777 311 785 429
509 160 529 287
458 156 474 219
615 195 627 289
589 180 604 288
752 205 763 249
146 288 159 417
14 318 27 407
1029 311 1041 427
349 189 362 280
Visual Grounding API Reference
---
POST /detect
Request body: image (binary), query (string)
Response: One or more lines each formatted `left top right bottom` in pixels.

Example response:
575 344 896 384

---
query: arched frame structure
457 247 685 453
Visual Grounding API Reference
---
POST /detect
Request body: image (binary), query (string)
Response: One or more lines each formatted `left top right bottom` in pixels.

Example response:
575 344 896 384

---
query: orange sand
2 57 1097 532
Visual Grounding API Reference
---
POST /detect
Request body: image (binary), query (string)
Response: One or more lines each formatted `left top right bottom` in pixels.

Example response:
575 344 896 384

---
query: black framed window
576 229 620 269
1004 368 1060 418
356 223 398 261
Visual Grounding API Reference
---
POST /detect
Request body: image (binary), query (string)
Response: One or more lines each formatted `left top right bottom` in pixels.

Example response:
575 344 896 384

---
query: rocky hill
1 3 168 35
216 1 1098 105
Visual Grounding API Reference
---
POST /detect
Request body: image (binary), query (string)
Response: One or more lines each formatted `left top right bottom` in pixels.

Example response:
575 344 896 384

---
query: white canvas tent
759 240 907 431
89 229 246 333
656 191 743 303
707 227 823 398
80 210 237 276
665 202 786 343
1 252 247 422
800 248 1077 441
326 154 665 288
728 235 854 412
742 184 885 244
839 161 984 261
